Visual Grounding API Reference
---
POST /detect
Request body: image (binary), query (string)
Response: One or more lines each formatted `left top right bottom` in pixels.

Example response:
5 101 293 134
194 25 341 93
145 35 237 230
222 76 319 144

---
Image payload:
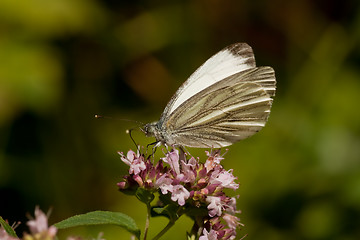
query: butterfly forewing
161 43 256 119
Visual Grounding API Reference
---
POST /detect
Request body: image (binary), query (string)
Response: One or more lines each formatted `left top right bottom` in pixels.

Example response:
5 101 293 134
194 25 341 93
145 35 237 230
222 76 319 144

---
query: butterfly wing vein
159 67 275 148
149 43 276 148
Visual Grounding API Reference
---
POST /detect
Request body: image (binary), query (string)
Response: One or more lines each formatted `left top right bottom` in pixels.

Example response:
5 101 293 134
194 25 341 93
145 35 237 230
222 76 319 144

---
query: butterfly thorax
143 122 175 146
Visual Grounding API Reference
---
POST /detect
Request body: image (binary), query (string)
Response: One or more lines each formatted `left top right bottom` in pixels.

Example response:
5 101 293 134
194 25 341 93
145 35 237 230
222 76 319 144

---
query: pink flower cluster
0 207 105 240
118 148 243 240
0 206 57 240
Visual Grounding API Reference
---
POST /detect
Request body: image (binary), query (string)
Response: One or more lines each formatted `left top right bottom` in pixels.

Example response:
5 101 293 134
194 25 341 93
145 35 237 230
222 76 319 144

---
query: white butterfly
142 43 276 148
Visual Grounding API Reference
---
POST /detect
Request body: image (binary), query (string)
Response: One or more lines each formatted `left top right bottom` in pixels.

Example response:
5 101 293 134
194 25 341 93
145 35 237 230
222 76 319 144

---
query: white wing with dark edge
160 66 276 148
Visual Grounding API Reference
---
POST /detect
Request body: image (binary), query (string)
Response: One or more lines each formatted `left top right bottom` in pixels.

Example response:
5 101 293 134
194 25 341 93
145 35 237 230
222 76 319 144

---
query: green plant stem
143 203 151 240
189 220 202 239
151 220 175 240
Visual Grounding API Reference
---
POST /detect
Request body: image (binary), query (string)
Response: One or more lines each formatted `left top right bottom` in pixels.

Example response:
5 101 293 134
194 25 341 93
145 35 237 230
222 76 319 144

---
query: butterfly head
142 122 159 138
141 122 172 147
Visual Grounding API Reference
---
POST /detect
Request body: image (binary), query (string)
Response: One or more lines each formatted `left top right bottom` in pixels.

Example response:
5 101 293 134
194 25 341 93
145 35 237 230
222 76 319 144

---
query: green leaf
158 191 173 205
135 188 154 204
0 216 18 238
151 204 179 222
184 206 208 218
187 234 196 240
54 211 140 239
119 187 137 196
152 207 167 216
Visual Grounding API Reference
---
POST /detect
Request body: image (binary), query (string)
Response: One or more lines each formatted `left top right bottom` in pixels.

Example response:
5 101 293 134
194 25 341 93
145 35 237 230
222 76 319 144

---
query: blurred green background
1 0 360 239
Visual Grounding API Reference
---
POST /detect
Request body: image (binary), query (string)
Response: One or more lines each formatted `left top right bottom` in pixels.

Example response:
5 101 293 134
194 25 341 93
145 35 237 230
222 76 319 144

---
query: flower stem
190 220 202 239
143 203 151 240
151 220 175 240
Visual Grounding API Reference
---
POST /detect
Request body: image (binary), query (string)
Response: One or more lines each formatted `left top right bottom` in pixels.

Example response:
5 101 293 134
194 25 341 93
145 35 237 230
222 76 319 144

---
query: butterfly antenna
94 114 111 119
95 114 144 126
95 114 144 153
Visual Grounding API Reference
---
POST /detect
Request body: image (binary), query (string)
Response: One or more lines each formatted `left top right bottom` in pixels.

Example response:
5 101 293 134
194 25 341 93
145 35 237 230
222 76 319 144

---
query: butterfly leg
146 141 161 159
178 146 189 161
